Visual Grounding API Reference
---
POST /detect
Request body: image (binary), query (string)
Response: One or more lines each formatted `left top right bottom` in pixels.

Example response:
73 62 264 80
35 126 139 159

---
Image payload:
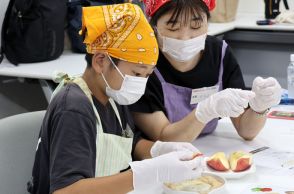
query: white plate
203 157 256 179
162 173 226 194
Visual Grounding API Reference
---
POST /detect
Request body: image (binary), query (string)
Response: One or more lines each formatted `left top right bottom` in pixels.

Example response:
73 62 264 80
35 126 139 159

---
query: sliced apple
229 151 253 172
192 152 204 159
206 152 230 171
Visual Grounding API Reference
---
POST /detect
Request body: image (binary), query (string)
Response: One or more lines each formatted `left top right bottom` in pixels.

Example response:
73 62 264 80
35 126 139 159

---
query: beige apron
52 76 133 177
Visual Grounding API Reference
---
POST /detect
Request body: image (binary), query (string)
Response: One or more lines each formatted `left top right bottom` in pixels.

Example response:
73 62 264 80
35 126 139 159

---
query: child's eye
133 72 141 77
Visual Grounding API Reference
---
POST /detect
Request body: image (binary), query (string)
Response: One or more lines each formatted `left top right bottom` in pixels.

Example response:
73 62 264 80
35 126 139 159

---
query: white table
130 105 294 194
1 13 294 101
0 51 86 80
192 105 294 194
208 13 294 36
0 51 86 102
1 13 294 81
235 13 294 31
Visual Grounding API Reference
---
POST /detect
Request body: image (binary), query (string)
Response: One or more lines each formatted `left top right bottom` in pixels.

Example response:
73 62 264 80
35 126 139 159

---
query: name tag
190 85 219 105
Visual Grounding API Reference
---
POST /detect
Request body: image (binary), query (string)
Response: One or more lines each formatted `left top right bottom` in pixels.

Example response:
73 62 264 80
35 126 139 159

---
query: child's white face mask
101 55 148 105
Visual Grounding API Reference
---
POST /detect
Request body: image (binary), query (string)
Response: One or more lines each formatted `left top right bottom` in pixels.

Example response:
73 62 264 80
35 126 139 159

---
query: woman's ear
91 52 108 74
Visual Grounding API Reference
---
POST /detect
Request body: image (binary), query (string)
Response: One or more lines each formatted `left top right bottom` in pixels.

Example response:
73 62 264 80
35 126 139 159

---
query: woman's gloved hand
249 77 282 113
195 88 255 124
130 151 203 191
150 141 200 158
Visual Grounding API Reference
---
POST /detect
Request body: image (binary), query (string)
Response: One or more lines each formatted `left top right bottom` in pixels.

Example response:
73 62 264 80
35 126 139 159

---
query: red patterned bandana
144 0 216 17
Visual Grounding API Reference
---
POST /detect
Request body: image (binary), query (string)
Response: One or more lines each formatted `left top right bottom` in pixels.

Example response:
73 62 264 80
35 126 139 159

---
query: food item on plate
192 152 204 159
229 151 253 172
206 152 230 171
165 175 224 194
206 151 253 172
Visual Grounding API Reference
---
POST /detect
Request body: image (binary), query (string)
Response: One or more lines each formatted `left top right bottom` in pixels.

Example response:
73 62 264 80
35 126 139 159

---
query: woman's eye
167 28 180 32
190 21 202 29
191 26 201 30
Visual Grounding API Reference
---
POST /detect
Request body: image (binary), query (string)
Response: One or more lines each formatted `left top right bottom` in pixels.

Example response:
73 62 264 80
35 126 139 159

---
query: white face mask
101 56 148 105
159 33 207 62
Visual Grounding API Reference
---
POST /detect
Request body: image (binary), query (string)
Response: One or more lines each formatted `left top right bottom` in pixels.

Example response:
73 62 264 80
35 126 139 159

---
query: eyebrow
166 17 201 25
136 65 155 69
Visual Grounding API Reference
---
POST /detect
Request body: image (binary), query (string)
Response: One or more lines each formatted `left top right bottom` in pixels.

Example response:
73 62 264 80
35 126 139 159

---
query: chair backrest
0 111 45 194
0 0 9 48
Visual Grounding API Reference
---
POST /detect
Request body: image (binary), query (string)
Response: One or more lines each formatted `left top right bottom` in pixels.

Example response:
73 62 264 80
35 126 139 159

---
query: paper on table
241 185 294 194
193 135 263 156
239 174 294 194
253 148 294 176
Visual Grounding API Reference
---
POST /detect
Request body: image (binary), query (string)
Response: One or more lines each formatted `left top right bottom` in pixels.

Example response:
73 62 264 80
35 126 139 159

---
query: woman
130 0 282 142
28 4 202 194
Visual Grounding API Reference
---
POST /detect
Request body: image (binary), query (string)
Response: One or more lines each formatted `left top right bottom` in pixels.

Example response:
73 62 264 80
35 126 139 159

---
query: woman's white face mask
158 32 207 62
101 56 148 105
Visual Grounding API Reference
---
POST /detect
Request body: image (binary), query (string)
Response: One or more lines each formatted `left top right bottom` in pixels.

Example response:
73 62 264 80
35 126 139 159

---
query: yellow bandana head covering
81 3 158 66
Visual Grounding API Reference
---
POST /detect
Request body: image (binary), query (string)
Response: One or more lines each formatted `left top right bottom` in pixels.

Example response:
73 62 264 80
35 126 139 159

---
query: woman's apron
154 41 228 135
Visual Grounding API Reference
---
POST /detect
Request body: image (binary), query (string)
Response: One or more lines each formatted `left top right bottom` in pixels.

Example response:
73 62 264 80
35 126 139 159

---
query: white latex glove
249 77 282 113
130 151 203 191
275 10 294 24
195 88 256 124
150 141 200 158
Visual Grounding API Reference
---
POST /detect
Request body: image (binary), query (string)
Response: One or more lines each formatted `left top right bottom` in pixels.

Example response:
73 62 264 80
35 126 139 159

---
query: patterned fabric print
202 0 216 11
97 4 140 49
144 0 170 17
144 0 216 17
81 3 158 66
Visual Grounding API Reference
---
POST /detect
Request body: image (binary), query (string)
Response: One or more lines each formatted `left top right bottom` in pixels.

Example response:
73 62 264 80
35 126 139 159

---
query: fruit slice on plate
229 151 253 172
192 152 204 159
206 152 230 171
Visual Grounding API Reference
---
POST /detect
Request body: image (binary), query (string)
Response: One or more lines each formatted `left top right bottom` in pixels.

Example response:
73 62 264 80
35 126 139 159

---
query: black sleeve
222 45 246 90
49 110 96 193
130 127 143 158
121 106 143 156
129 73 166 114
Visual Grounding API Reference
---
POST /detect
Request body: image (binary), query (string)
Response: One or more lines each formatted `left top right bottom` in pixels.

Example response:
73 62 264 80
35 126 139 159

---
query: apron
154 41 228 136
52 76 133 177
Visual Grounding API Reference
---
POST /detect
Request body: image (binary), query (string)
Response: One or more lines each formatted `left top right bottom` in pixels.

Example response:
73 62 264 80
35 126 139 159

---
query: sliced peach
229 151 252 172
206 152 230 171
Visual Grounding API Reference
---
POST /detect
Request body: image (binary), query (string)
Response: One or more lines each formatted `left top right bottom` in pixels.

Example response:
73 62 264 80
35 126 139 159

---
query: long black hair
150 0 210 27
